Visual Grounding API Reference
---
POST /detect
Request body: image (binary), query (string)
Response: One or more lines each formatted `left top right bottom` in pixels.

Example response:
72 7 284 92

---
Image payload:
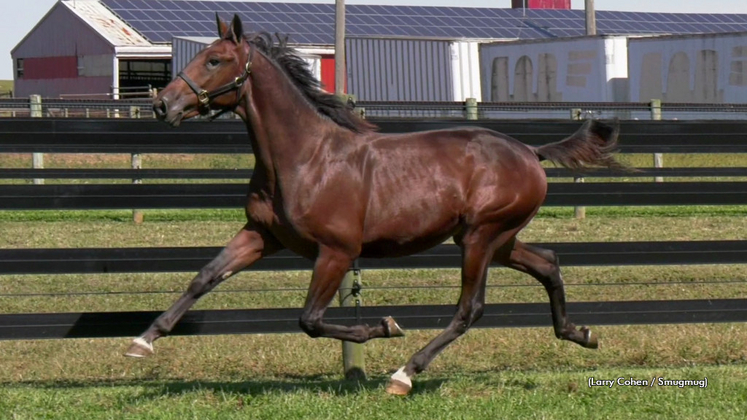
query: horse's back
357 127 547 255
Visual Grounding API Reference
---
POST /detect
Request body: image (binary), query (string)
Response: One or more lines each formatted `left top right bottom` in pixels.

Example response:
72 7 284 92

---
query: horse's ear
228 14 243 44
215 13 228 38
275 32 289 47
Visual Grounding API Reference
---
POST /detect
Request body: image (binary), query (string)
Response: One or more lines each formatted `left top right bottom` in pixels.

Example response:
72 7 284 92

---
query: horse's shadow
2 375 449 399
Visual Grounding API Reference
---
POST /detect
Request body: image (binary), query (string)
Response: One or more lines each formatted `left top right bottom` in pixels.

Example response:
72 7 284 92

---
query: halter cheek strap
177 44 254 117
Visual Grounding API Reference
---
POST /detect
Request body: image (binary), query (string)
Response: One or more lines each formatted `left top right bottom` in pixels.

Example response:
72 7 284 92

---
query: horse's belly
360 216 461 258
359 236 456 258
360 187 464 257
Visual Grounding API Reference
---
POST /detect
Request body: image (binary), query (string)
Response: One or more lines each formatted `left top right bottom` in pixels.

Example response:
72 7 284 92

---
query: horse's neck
241 57 342 183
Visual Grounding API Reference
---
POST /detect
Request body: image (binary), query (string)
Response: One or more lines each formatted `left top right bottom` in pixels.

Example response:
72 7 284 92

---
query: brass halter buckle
197 90 210 106
235 60 252 87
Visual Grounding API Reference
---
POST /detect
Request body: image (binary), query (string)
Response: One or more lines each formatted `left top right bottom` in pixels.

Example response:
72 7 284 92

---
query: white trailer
479 35 629 103
627 31 747 103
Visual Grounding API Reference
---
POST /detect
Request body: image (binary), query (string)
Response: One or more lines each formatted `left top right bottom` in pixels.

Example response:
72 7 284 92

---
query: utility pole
335 0 345 95
585 0 597 35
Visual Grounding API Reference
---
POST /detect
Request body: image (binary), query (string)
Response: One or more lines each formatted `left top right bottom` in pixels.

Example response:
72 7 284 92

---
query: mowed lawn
2 364 745 420
0 151 746 418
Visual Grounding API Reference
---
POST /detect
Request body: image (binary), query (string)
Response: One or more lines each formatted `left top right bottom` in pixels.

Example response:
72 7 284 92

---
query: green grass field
0 151 746 418
2 365 744 420
0 80 13 94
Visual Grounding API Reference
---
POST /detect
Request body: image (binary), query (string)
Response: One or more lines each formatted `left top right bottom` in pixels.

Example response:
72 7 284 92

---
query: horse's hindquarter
359 129 546 257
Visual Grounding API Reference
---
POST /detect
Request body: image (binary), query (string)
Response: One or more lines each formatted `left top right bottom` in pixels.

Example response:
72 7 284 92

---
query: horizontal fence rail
357 100 747 112
1 182 746 209
1 118 747 153
0 241 745 275
4 99 747 120
0 168 253 179
2 299 746 340
3 167 747 179
0 98 153 109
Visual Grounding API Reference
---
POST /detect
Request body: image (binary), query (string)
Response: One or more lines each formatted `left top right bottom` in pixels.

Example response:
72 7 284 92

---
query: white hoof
124 337 154 358
386 367 413 396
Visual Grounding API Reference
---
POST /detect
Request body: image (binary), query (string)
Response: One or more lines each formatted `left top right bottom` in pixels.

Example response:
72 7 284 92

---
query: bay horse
125 14 623 395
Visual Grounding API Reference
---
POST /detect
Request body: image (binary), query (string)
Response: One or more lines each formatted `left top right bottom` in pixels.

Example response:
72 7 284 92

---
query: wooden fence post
335 91 367 380
130 106 144 224
30 95 44 185
650 99 663 182
338 268 366 380
571 108 585 219
465 97 478 120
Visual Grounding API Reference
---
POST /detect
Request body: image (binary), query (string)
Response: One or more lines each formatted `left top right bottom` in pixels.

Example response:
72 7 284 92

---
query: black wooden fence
1 118 746 153
0 118 746 340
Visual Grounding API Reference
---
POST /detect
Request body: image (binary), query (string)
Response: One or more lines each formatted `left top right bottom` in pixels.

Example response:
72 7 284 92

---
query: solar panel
100 0 747 45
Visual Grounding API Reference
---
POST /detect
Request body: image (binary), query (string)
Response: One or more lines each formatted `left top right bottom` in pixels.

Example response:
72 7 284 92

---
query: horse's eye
207 58 220 68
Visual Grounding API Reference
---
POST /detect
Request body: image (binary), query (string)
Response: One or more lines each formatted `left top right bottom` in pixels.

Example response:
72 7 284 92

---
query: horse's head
154 14 251 126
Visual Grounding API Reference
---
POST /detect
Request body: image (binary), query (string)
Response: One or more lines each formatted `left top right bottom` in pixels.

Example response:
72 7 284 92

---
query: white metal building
479 36 629 103
172 36 484 103
627 31 747 103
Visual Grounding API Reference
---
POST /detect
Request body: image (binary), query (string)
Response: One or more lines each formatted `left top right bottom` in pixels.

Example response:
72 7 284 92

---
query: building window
119 59 172 92
16 58 24 78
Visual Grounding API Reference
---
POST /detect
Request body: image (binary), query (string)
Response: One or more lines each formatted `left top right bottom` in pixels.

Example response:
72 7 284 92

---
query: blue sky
3 0 747 80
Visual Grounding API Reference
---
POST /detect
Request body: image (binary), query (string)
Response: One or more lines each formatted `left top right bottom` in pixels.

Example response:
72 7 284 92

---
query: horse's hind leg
495 239 598 349
124 223 282 358
386 226 511 396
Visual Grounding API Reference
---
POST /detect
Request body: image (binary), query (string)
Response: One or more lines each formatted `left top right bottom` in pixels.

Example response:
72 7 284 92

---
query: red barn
11 1 169 98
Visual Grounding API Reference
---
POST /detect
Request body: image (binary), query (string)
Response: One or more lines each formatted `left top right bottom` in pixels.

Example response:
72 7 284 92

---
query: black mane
247 32 377 134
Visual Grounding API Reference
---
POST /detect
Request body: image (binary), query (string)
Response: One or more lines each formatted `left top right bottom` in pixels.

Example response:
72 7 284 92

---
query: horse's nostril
153 98 168 118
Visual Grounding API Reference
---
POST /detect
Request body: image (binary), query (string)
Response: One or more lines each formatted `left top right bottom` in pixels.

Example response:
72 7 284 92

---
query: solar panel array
100 0 747 45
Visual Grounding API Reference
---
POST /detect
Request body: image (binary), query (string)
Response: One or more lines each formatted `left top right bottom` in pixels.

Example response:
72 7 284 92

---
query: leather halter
177 44 254 115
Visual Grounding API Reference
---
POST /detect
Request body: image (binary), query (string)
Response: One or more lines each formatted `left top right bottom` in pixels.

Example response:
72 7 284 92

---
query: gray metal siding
172 38 213 79
346 38 454 101
12 3 112 58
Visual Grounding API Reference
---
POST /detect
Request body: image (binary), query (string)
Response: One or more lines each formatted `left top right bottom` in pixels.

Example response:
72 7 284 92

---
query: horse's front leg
124 223 282 357
298 246 404 343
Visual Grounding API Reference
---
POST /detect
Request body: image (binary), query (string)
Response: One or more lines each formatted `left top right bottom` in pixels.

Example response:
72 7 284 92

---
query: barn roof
11 1 153 56
98 0 747 45
64 0 151 47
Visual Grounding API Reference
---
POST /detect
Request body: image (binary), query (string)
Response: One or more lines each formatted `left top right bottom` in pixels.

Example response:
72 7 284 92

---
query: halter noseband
177 43 254 116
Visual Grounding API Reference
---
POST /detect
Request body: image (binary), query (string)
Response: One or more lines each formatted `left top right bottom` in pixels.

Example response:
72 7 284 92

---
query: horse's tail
533 119 626 171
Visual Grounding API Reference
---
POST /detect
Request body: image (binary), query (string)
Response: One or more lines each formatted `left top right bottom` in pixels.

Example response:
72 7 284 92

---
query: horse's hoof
581 327 599 349
387 367 412 396
386 378 412 396
382 316 405 338
124 337 154 358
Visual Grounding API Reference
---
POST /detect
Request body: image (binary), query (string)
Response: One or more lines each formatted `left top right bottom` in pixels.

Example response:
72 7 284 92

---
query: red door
320 54 346 93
